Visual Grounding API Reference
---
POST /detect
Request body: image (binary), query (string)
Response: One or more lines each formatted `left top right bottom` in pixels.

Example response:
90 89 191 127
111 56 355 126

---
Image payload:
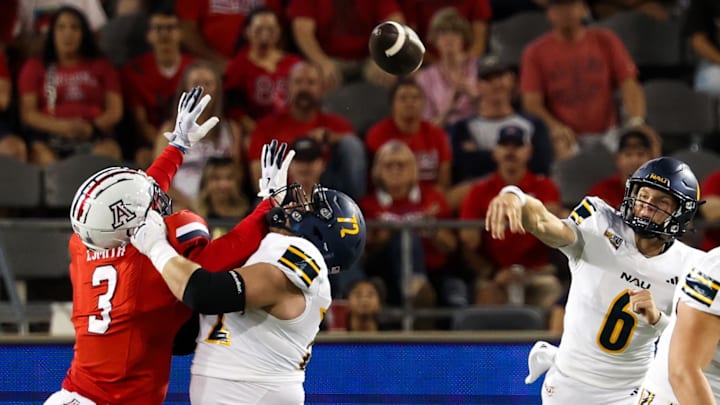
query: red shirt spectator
520 28 638 135
19 58 121 121
225 49 301 122
176 0 283 59
702 170 720 251
361 183 452 271
366 117 452 186
287 0 401 61
122 53 195 129
247 110 352 161
588 174 624 210
460 171 560 270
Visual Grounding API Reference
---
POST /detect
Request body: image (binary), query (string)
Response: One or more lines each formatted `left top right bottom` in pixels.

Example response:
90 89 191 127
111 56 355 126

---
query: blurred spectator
224 7 302 136
447 55 553 210
520 0 645 160
288 136 324 196
361 140 462 308
247 61 367 199
17 0 107 59
0 50 26 162
684 0 720 96
122 3 194 168
288 0 402 90
589 0 672 20
176 0 284 72
399 0 491 59
415 8 480 129
196 156 250 220
459 126 562 307
99 0 150 66
700 168 720 251
0 1 18 51
346 279 385 332
586 128 655 210
548 291 568 334
491 0 547 21
155 60 241 211
18 6 122 168
365 78 452 191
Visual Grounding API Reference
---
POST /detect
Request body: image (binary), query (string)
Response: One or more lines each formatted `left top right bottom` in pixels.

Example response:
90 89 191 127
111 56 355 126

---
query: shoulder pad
165 210 210 256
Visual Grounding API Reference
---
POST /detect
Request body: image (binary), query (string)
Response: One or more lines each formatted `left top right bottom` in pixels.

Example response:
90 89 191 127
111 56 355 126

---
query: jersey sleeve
268 236 327 294
165 210 211 257
187 199 272 272
559 196 612 259
680 250 720 316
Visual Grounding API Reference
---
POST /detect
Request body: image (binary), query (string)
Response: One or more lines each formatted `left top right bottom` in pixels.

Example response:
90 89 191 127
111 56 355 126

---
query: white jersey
642 247 720 404
555 197 704 389
191 233 332 383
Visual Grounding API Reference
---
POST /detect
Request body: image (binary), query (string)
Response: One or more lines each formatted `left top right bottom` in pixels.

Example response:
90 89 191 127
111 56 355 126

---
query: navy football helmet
620 157 700 240
273 184 366 273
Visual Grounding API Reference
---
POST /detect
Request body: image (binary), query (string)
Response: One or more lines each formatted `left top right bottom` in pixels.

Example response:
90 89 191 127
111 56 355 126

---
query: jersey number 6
88 265 118 334
597 290 637 353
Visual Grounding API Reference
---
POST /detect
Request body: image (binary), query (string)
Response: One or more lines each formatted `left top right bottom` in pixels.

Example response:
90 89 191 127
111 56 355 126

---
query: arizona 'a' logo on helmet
620 157 701 240
70 167 172 251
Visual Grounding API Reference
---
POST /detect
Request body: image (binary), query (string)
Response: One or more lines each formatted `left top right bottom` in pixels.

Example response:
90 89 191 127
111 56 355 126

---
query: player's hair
371 140 419 190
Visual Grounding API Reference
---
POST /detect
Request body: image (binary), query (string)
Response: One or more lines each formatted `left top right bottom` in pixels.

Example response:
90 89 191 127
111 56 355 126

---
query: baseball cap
497 125 531 146
618 129 652 152
477 54 512 80
290 136 323 162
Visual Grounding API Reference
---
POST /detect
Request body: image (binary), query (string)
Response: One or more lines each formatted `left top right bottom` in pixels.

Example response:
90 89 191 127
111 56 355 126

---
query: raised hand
165 86 220 152
485 193 526 240
257 139 296 203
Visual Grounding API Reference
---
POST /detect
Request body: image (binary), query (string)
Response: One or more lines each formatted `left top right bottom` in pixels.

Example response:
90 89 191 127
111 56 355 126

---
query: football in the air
369 21 426 76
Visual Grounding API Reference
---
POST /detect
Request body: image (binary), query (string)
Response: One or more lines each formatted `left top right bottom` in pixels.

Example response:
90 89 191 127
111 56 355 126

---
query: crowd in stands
4 0 720 331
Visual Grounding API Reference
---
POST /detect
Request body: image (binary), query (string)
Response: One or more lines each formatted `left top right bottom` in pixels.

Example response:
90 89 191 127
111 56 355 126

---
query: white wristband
651 311 670 331
147 240 180 274
500 185 527 207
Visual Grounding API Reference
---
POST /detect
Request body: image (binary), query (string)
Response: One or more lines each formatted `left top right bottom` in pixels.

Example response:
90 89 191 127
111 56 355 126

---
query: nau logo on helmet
109 200 136 229
337 215 359 238
648 173 670 186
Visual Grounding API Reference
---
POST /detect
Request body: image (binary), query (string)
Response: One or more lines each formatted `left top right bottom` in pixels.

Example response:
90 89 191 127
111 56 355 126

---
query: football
368 21 426 76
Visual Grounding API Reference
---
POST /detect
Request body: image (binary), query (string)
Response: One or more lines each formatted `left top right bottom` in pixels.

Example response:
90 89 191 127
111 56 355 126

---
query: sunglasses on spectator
149 24 179 32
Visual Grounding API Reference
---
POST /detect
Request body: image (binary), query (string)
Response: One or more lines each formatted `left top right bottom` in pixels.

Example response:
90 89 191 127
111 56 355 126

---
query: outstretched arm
485 187 576 248
669 301 720 404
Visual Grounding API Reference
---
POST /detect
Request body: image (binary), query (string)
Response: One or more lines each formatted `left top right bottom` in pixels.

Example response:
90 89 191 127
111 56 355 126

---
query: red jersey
399 0 491 45
287 0 400 60
520 28 637 135
360 184 451 270
61 146 271 405
121 53 195 128
18 58 121 120
460 171 560 270
224 49 301 121
702 171 720 251
247 110 354 161
587 173 625 210
365 118 452 185
175 0 284 58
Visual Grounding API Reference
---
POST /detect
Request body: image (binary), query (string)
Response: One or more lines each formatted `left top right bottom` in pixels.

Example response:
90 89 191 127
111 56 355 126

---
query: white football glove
131 210 168 256
164 86 220 153
257 139 295 203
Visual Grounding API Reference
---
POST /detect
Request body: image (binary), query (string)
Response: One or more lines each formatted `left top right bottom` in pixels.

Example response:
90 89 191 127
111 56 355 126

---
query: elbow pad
182 268 246 315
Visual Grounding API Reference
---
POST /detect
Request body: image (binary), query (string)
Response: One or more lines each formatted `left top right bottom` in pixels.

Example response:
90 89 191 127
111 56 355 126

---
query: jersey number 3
88 265 118 334
597 290 637 353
